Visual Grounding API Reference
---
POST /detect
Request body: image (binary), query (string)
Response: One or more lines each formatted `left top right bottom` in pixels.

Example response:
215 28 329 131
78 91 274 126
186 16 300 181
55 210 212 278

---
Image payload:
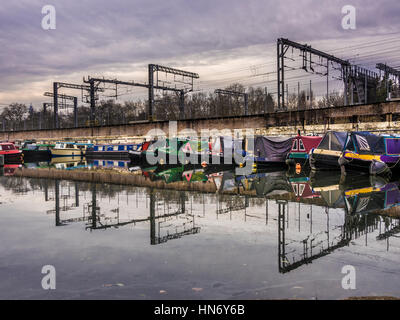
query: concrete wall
2 101 400 142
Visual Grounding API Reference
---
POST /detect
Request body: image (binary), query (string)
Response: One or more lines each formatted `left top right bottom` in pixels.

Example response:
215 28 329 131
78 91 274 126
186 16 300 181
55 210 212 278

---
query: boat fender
370 160 390 176
295 163 301 174
338 156 349 166
308 154 316 170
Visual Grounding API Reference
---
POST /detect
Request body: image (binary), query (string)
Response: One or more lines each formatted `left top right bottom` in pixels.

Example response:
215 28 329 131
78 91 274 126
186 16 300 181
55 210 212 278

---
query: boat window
26 144 36 150
292 139 298 151
1 144 15 150
66 144 75 148
330 133 345 151
118 145 125 151
386 138 400 155
345 138 355 151
356 135 370 151
94 146 99 151
292 183 299 196
299 139 305 151
299 184 305 196
318 134 330 150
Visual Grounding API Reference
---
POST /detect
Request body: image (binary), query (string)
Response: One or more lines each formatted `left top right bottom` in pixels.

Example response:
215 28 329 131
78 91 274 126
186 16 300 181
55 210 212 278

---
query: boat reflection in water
7 159 400 277
0 164 22 176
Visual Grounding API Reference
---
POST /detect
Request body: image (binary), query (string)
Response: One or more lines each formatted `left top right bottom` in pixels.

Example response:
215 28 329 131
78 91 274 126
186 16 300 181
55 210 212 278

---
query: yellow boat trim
345 187 380 196
343 152 381 161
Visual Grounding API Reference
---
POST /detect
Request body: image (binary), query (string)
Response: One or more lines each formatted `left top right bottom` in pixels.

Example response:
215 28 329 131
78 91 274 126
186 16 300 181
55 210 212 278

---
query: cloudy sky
0 0 399 108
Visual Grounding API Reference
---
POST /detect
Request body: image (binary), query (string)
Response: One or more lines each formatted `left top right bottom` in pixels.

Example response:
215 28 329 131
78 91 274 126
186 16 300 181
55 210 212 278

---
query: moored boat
129 140 154 164
286 134 322 171
310 131 400 176
141 138 211 166
209 136 246 166
339 132 400 176
244 136 293 169
51 142 93 158
21 142 53 162
86 143 141 160
0 142 23 164
309 131 348 171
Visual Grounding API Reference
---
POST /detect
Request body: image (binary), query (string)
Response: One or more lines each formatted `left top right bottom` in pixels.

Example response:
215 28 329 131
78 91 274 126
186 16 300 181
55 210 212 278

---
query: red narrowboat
286 135 322 169
0 142 23 164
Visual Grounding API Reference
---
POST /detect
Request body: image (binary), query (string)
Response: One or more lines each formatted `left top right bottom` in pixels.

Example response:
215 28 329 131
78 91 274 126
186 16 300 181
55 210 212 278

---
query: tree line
1 81 397 131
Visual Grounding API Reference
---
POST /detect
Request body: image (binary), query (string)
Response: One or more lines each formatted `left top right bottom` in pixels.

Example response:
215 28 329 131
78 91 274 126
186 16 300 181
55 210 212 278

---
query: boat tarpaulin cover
254 136 293 161
349 132 386 154
318 131 348 151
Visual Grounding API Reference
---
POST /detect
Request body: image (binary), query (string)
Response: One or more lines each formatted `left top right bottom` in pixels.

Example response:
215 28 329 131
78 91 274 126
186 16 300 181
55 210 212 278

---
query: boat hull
51 148 84 157
86 151 129 160
22 150 51 162
2 152 23 164
286 152 310 167
309 150 342 171
129 150 145 164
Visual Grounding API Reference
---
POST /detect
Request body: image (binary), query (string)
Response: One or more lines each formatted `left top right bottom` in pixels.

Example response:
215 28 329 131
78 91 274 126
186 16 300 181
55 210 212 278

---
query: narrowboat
141 138 211 166
309 131 348 171
286 134 322 171
129 140 153 164
209 136 246 165
21 142 53 162
310 131 400 176
0 142 23 164
86 143 141 160
51 142 93 158
244 136 293 168
339 132 400 176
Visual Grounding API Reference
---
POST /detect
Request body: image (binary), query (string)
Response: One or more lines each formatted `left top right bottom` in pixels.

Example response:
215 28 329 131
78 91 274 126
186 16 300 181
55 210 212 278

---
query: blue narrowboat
86 143 142 160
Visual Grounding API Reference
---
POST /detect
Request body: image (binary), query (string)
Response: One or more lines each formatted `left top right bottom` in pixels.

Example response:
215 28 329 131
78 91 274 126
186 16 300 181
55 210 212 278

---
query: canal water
1 159 400 299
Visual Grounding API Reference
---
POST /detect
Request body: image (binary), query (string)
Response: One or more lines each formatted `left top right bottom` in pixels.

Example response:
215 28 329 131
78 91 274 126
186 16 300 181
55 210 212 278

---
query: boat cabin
291 135 322 154
0 142 18 152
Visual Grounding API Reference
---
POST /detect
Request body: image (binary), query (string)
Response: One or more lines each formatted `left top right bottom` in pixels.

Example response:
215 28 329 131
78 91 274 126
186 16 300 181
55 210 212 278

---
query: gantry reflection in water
3 159 400 275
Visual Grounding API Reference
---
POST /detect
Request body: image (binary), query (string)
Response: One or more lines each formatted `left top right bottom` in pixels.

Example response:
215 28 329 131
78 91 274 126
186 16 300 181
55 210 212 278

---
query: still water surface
1 159 400 299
